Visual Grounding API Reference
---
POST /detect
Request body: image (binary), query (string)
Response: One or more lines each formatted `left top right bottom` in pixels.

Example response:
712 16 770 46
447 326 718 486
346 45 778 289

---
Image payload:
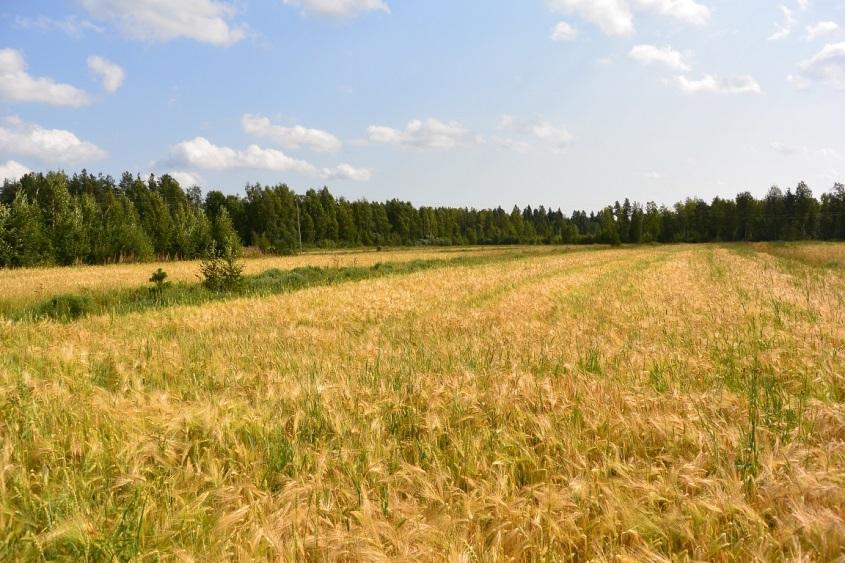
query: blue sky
1 0 844 210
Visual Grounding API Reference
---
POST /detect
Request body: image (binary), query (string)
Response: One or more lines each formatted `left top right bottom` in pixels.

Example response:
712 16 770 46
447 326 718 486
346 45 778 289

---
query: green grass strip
6 247 598 323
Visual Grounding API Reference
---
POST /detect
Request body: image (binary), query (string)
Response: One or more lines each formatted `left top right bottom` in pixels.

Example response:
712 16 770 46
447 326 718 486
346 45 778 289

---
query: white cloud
786 73 809 89
13 15 104 38
322 163 372 181
170 137 371 181
169 171 204 187
87 55 125 93
770 143 845 160
282 0 389 18
644 171 663 179
0 160 31 182
806 21 840 41
768 6 796 41
797 0 809 10
492 137 531 153
551 21 579 41
547 0 633 36
80 0 247 46
547 0 708 36
527 122 574 151
633 0 710 25
171 137 317 174
241 114 342 152
0 116 107 163
818 147 844 160
367 118 470 150
629 44 690 71
498 116 574 153
770 142 809 155
674 74 761 94
0 49 90 107
799 42 845 89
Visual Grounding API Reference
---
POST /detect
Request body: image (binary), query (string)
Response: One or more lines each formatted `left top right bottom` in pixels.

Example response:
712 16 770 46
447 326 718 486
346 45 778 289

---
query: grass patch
6 248 585 323
33 293 95 321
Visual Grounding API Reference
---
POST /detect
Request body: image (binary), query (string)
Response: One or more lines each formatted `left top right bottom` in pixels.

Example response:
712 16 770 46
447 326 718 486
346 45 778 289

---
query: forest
1 169 844 266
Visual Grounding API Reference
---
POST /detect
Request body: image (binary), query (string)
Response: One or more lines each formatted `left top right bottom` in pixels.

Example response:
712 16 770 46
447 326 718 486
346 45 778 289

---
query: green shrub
35 294 94 321
148 268 170 298
200 242 244 292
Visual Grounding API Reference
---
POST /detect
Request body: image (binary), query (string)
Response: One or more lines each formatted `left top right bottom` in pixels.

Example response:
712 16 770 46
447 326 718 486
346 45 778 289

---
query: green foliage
211 207 241 255
34 294 94 321
148 268 170 299
7 249 555 322
5 192 51 267
0 202 11 266
200 242 244 292
3 169 845 269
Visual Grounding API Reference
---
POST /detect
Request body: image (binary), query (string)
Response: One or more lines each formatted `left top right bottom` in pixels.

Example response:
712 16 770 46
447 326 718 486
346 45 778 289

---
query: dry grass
1 243 844 560
0 246 537 307
750 241 845 270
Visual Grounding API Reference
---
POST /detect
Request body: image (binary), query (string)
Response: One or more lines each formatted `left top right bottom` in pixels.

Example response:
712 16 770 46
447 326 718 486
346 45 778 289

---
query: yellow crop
1 243 843 560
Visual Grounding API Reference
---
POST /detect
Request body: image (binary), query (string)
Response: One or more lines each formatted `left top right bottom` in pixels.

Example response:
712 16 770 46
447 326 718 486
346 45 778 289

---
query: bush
35 294 94 321
148 268 170 298
200 242 244 292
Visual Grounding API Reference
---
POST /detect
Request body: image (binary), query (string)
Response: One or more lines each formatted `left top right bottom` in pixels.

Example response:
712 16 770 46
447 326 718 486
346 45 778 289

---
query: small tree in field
200 240 243 292
148 268 170 299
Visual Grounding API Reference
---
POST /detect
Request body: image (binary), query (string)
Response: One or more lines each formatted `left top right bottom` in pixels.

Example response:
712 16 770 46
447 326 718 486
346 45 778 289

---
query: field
0 246 537 307
1 243 844 560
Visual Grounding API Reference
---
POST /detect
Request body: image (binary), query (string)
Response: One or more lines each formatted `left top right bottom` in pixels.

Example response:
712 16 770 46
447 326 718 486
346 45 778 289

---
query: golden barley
0 243 843 560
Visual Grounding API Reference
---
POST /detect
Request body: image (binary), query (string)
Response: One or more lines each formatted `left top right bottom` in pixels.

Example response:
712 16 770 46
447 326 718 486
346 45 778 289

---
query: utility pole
295 195 303 254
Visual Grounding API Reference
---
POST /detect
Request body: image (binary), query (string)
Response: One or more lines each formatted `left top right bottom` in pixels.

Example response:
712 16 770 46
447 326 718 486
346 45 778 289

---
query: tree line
1 170 844 267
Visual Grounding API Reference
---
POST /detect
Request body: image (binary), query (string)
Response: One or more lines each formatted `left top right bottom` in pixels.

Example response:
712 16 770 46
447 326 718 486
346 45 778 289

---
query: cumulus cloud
170 137 371 181
87 55 125 93
674 74 762 95
0 49 90 107
633 0 710 25
551 21 579 41
768 6 796 41
498 116 574 153
367 118 470 150
171 137 317 174
547 0 633 36
322 163 372 181
13 15 104 38
282 0 389 18
241 114 342 152
547 0 708 36
0 116 107 163
629 44 690 71
80 0 247 46
169 171 204 187
799 42 845 89
0 160 32 182
806 21 840 41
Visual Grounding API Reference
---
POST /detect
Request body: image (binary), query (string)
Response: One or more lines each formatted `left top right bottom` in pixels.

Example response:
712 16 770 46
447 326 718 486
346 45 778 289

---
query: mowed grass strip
0 244 843 560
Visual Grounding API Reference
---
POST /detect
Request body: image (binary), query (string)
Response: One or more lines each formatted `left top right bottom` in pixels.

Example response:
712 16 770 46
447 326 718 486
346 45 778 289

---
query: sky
1 0 844 211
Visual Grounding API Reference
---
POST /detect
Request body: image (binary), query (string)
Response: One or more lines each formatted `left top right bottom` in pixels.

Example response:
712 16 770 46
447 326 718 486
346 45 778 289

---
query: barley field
1 243 844 561
0 246 537 308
